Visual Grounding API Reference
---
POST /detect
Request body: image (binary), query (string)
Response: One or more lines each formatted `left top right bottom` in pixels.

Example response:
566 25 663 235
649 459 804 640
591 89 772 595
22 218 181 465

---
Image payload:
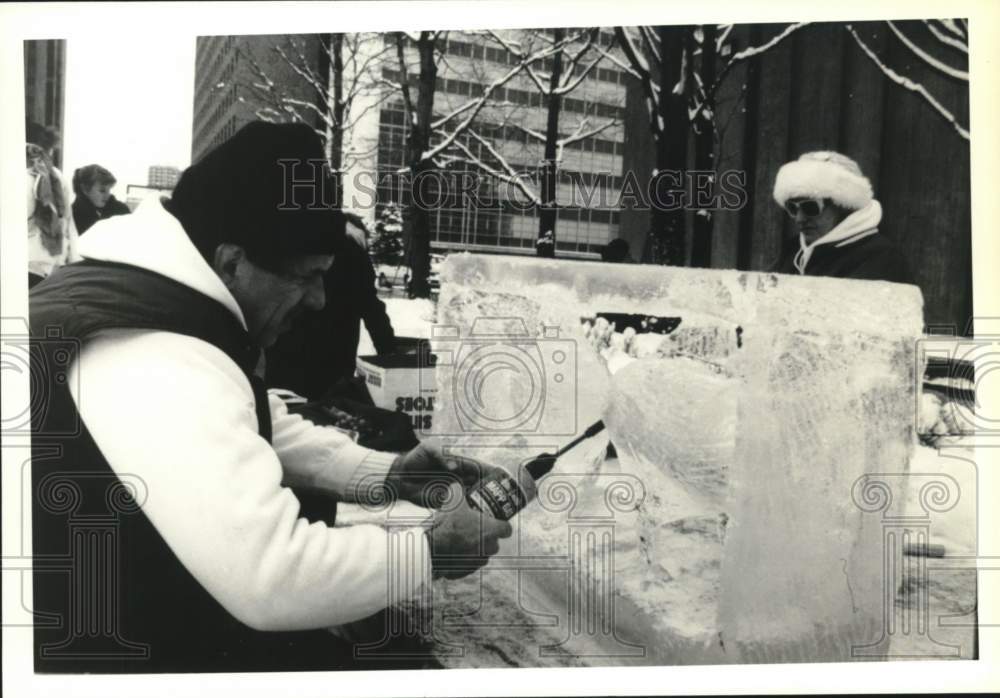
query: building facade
374 30 628 258
192 30 628 258
24 39 66 167
191 35 327 163
147 165 181 189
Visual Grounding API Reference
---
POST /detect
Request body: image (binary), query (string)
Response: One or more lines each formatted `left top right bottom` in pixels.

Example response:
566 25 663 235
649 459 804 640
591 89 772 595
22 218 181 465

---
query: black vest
29 260 354 673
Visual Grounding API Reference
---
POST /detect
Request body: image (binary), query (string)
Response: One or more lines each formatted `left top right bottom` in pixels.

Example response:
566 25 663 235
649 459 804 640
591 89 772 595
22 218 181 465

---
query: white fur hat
772 151 873 211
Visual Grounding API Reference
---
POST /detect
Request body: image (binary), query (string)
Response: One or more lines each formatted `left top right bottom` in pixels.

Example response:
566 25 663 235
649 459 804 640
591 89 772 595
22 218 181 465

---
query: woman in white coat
26 124 79 287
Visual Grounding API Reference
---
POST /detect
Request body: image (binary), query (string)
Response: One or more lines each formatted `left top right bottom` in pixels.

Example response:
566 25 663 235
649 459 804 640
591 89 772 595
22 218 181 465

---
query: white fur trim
773 159 873 210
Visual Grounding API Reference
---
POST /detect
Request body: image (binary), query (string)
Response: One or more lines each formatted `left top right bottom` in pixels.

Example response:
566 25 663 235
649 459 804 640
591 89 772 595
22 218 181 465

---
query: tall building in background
24 39 67 167
191 31 627 258
122 166 182 212
148 165 181 189
191 35 327 163
376 31 627 257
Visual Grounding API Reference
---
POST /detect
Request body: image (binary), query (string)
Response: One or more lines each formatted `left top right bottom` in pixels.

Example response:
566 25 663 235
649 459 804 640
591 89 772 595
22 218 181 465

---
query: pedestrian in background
26 122 79 287
72 163 131 234
601 237 634 263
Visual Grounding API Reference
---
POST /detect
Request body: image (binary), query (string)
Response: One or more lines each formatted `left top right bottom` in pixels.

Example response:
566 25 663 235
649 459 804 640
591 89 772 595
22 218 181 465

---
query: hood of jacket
76 197 247 329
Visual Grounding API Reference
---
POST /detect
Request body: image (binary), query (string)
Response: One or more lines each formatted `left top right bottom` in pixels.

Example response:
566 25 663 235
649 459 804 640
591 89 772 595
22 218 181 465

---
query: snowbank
357 296 437 356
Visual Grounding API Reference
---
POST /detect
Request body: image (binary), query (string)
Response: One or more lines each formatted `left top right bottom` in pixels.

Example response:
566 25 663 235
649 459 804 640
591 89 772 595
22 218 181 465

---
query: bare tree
846 20 968 140
221 30 622 292
233 33 395 232
470 28 617 257
605 23 806 266
386 30 585 296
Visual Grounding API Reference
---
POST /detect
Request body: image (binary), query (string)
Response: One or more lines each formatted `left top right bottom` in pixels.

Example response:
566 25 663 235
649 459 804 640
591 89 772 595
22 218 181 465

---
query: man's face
786 197 848 245
227 251 334 348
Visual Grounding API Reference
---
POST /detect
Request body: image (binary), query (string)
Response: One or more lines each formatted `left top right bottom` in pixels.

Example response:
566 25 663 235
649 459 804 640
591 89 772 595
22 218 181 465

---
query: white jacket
68 197 432 631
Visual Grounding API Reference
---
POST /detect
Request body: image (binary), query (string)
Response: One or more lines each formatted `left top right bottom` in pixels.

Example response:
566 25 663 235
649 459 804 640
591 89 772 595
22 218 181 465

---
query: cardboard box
356 353 437 431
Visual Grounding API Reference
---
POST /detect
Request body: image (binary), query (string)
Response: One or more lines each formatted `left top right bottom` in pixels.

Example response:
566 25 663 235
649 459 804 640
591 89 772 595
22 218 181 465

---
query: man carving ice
772 150 914 284
29 122 510 673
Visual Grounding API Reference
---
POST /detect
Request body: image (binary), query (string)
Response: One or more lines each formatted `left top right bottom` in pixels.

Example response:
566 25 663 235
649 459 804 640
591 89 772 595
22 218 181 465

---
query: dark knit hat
167 122 343 268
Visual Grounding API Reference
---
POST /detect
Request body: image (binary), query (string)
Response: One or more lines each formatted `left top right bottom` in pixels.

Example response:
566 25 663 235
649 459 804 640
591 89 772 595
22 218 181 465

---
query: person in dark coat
772 151 914 284
71 163 131 234
266 215 396 400
601 237 633 263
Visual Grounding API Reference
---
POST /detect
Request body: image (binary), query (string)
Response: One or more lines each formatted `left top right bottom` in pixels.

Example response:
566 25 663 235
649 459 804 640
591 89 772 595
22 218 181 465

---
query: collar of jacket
77 197 247 329
793 199 883 274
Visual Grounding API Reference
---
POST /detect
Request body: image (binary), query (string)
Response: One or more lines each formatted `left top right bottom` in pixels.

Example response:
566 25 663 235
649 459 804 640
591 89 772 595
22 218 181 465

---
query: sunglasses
784 199 825 218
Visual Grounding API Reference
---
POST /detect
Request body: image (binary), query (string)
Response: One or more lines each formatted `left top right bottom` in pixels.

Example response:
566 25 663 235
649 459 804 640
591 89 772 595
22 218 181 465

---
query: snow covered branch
553 52 602 95
614 27 652 81
716 24 733 53
613 26 660 135
887 21 968 81
509 121 547 144
689 22 808 125
421 38 582 162
596 41 643 82
448 130 541 205
273 42 329 107
430 97 485 130
728 22 808 65
559 117 617 147
939 18 967 40
521 63 550 95
846 24 969 140
554 30 604 96
639 26 662 67
924 20 968 54
239 47 333 130
483 30 523 59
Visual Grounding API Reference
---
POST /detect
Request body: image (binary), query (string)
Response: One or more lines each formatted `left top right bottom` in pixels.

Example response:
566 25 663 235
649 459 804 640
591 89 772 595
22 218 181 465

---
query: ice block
430 253 924 665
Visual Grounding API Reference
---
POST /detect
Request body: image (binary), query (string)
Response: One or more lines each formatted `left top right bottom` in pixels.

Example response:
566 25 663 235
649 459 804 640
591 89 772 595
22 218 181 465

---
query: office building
192 30 628 257
148 165 181 189
24 39 66 167
191 35 327 163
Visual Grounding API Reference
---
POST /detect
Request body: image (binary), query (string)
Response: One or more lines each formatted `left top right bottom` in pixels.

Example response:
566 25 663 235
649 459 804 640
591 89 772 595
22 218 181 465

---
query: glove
425 482 513 579
386 441 508 508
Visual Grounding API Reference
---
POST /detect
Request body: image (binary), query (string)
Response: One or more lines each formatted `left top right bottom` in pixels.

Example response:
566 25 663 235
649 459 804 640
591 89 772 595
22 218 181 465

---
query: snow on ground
357 295 436 356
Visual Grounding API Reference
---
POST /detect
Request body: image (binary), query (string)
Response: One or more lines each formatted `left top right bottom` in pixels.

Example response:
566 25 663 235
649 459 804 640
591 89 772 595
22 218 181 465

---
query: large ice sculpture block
432 253 923 665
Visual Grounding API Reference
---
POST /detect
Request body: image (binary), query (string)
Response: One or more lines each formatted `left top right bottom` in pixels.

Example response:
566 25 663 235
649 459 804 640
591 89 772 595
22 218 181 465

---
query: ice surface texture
432 253 924 664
